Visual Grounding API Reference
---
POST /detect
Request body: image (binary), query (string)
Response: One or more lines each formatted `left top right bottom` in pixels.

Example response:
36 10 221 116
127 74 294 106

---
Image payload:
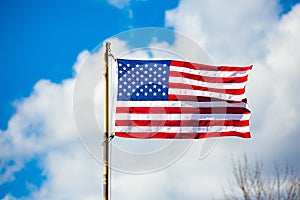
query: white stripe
115 113 251 120
114 126 249 133
169 76 246 89
116 101 248 108
169 88 246 101
170 65 250 78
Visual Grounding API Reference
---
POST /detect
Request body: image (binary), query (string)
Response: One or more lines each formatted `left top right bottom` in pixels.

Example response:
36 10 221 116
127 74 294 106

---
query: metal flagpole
103 41 110 200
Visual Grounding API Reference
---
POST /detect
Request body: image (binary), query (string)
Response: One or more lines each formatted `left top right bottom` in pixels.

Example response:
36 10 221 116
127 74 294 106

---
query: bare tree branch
224 155 300 200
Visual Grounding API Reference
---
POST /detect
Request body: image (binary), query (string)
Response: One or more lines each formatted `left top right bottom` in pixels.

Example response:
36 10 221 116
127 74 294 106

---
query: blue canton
117 59 170 101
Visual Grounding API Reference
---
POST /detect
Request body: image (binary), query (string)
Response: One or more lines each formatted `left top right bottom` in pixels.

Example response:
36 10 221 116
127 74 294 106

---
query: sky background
1 0 300 199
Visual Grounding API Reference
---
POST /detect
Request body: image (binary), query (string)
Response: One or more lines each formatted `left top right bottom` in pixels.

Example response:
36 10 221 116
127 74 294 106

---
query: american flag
114 59 252 139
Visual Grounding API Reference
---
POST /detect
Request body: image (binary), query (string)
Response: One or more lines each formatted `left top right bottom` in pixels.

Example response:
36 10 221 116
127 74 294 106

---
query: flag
114 59 252 139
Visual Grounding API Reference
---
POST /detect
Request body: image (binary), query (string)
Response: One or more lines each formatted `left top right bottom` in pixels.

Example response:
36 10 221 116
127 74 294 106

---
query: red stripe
169 71 248 83
169 82 245 95
170 60 253 72
115 131 251 139
168 94 247 103
115 120 249 127
116 107 250 114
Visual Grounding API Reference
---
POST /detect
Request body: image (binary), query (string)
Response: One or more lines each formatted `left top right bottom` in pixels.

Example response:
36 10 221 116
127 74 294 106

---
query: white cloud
28 145 101 200
0 48 103 199
258 4 300 149
165 1 300 164
2 194 17 200
0 78 75 185
166 0 280 64
107 0 130 9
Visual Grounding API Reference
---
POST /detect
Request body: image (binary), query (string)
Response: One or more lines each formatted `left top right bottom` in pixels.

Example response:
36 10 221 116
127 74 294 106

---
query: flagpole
103 41 110 200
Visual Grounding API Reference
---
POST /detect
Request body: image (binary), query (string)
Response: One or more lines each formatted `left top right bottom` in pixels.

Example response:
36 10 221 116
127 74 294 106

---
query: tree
224 155 300 200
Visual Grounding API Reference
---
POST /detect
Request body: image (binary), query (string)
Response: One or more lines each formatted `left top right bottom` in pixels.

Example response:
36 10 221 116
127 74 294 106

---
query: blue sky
0 0 295 129
1 0 181 198
1 0 300 199
0 0 179 130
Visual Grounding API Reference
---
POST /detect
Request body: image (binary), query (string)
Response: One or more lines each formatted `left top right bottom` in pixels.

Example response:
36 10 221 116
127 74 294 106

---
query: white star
158 67 162 71
163 85 166 88
132 81 136 85
149 82 152 84
123 89 126 92
163 64 167 67
119 63 122 66
145 85 148 88
136 71 140 74
141 74 144 78
163 70 167 74
154 64 157 67
128 78 131 81
153 71 157 74
119 93 122 96
158 74 161 78
162 78 166 81
149 88 153 92
158 88 161 92
119 70 122 73
149 74 152 78
123 67 126 70
162 92 166 96
144 71 148 74
128 71 131 74
136 93 140 96
120 78 123 81
140 88 144 92
153 78 157 81
128 85 131 89
149 67 153 71
141 81 144 85
124 81 127 85
119 85 122 88
124 74 127 78
136 64 139 67
153 92 157 96
127 92 130 96
127 64 130 67
144 92 148 96
153 85 157 88
145 64 148 67
158 81 162 85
